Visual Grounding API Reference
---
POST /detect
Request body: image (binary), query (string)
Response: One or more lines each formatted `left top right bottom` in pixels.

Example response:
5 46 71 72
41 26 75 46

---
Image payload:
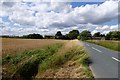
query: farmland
86 40 120 52
2 38 93 79
2 38 67 57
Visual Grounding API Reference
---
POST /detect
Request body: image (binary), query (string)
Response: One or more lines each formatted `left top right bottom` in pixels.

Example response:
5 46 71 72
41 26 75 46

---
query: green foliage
55 31 62 36
22 33 43 39
79 30 91 41
2 54 11 64
66 30 79 39
79 54 90 66
55 31 63 39
93 32 101 37
105 31 120 40
2 43 63 79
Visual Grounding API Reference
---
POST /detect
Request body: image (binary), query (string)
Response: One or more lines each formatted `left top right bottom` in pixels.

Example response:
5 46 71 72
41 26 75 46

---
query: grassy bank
86 40 120 52
2 40 93 79
36 40 93 78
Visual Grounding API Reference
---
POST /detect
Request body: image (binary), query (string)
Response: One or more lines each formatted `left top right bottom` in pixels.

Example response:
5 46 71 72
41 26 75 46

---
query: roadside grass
86 40 120 52
2 40 93 79
36 40 93 78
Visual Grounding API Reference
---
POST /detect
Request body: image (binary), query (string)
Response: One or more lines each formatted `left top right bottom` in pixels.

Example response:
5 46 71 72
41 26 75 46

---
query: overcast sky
0 0 119 36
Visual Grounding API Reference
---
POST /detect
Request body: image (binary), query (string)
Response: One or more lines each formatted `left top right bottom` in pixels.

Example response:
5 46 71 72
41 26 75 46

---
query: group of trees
55 30 120 40
78 30 91 40
1 33 44 39
93 32 105 37
55 30 79 40
105 31 120 40
1 30 120 40
22 33 43 39
78 30 120 40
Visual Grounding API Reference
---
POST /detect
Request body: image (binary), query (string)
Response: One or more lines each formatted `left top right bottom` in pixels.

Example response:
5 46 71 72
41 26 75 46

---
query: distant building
44 35 55 39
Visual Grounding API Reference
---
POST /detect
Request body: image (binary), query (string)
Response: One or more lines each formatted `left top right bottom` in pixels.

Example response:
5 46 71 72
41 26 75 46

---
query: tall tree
79 30 91 40
93 32 101 37
67 30 79 39
55 31 62 36
55 31 62 39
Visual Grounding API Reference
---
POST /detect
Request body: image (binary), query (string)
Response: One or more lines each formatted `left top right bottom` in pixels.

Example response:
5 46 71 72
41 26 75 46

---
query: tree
67 30 79 39
79 30 91 40
105 32 112 40
105 31 120 40
111 31 120 40
55 31 62 39
100 34 105 37
22 33 43 39
93 32 101 37
55 31 62 36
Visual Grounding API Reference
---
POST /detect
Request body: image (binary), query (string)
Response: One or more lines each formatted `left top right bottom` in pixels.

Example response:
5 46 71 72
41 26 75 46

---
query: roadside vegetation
2 39 93 79
78 30 120 41
86 40 120 52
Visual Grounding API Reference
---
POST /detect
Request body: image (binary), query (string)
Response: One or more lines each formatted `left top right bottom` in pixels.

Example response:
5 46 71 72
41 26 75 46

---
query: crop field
86 40 120 52
2 38 67 57
2 38 93 79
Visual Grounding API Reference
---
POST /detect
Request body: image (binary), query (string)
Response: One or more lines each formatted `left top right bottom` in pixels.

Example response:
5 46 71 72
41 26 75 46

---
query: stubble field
2 38 67 57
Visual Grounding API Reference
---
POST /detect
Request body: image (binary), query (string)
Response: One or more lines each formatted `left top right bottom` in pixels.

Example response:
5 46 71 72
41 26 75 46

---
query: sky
0 0 119 36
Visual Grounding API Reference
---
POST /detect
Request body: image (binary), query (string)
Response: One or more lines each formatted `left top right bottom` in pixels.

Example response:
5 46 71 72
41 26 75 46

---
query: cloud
0 0 119 35
92 24 118 34
2 2 15 7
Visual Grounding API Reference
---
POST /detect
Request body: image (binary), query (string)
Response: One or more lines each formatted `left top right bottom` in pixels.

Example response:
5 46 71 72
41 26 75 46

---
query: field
2 38 93 79
86 40 120 52
2 38 67 57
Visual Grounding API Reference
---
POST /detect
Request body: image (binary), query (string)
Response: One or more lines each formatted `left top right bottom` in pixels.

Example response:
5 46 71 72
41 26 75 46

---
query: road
81 41 119 78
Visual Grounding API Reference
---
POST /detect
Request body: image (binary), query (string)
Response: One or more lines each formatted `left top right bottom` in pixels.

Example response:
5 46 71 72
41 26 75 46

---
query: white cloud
13 23 21 26
92 24 118 34
0 0 119 35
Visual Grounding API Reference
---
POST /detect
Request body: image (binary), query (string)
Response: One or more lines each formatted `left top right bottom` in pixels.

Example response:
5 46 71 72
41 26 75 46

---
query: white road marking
89 66 96 78
92 47 102 53
86 44 90 46
112 57 120 62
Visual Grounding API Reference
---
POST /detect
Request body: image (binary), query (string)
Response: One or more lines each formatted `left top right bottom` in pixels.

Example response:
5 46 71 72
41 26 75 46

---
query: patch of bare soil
40 61 87 78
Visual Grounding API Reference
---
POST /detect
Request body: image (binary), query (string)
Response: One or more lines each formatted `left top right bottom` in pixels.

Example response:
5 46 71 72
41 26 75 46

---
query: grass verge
36 40 93 78
86 40 120 52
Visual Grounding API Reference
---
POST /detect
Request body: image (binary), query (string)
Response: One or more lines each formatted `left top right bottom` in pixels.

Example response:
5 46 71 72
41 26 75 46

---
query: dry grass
2 39 93 79
2 38 67 56
86 40 120 52
36 40 93 78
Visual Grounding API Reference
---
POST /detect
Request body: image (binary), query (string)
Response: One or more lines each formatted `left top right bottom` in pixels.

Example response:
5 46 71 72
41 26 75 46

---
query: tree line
1 30 120 40
55 30 120 40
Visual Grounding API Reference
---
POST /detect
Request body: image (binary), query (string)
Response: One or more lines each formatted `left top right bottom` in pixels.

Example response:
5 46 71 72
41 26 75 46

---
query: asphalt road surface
81 41 120 78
